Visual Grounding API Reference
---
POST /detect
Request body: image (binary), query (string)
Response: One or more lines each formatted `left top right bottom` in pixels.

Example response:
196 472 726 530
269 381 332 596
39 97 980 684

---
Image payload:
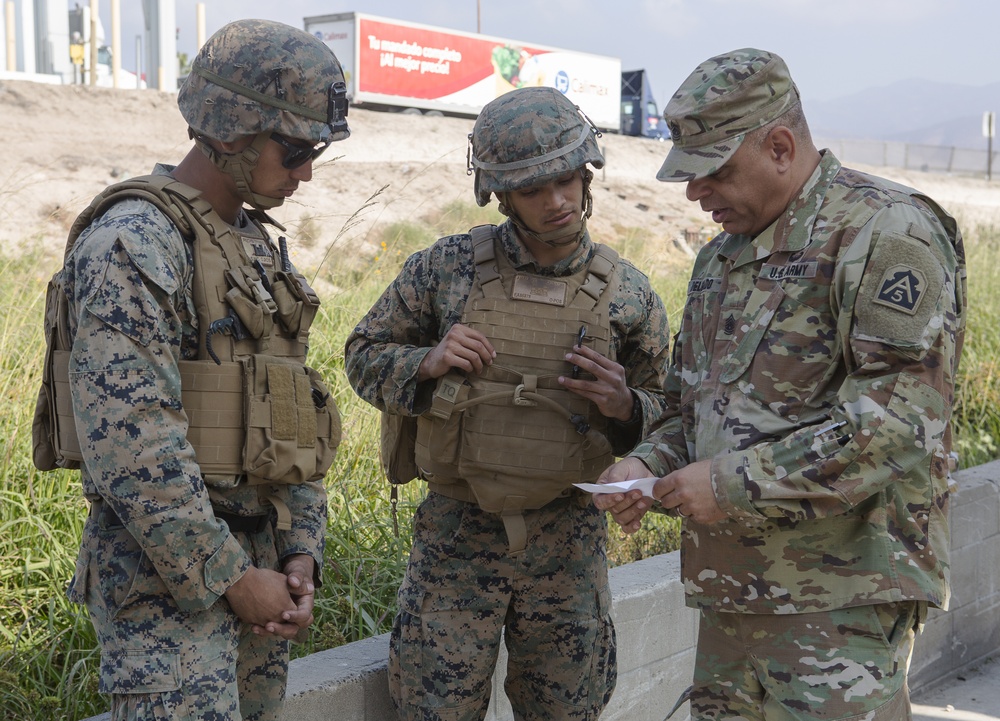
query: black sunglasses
268 80 349 168
270 133 331 169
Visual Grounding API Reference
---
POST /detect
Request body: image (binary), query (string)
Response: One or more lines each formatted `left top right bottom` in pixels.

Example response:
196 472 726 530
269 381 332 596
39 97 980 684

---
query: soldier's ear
766 126 796 172
216 135 256 155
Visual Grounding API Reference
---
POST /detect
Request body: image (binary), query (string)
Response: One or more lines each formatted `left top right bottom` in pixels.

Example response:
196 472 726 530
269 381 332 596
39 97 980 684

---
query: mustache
543 206 580 223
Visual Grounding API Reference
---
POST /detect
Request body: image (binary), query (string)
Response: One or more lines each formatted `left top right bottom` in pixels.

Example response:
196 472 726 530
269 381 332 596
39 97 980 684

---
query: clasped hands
224 553 317 640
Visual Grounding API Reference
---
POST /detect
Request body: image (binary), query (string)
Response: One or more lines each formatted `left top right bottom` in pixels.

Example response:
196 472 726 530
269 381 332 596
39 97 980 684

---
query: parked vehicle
620 69 667 140
304 12 622 131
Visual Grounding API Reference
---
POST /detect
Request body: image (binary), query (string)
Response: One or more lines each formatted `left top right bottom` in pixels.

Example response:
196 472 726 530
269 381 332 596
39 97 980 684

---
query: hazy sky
80 0 997 107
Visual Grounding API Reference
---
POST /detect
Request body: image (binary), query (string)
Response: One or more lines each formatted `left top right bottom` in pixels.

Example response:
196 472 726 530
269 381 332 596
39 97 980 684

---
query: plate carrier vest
413 224 618 553
32 175 340 530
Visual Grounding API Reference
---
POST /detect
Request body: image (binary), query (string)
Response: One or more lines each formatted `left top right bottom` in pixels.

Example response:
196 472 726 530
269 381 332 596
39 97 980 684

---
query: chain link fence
815 136 1000 178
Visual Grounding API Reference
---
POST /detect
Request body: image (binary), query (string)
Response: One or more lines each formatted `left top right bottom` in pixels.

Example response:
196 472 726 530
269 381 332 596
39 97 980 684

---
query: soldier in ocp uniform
38 19 349 721
596 49 967 719
345 86 671 720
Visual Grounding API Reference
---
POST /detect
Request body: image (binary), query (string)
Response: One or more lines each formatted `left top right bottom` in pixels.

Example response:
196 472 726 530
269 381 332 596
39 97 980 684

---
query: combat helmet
468 86 603 247
178 18 350 210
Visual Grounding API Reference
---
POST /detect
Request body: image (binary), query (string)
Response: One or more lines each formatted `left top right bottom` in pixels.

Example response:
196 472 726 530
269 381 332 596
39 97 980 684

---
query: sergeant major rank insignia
874 265 925 315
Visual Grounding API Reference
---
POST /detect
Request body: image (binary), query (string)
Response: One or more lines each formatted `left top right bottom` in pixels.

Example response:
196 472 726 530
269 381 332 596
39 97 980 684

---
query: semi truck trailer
304 12 623 131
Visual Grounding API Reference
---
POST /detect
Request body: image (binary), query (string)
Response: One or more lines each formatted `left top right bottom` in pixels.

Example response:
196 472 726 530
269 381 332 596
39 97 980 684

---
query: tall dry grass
2 210 994 720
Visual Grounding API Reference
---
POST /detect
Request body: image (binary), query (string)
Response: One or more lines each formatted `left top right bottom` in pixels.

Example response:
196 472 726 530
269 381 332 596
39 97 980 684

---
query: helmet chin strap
503 210 588 247
497 170 595 248
193 131 285 210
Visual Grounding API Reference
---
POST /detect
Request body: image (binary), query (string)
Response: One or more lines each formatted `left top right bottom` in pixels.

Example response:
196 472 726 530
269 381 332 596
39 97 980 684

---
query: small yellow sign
70 43 84 65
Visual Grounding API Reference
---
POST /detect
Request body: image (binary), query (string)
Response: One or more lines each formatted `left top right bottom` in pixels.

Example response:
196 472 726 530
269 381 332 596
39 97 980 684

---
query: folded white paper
573 476 659 498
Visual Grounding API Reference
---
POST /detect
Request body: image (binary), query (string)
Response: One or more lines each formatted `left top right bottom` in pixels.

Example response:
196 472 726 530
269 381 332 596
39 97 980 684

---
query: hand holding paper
573 476 659 499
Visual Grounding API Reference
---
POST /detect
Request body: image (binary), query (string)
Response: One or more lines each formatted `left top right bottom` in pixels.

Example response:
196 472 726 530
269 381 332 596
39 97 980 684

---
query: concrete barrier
910 460 1000 692
84 460 1000 720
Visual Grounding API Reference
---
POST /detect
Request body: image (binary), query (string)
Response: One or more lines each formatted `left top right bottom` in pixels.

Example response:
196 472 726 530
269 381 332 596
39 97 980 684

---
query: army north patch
874 265 926 315
855 228 944 347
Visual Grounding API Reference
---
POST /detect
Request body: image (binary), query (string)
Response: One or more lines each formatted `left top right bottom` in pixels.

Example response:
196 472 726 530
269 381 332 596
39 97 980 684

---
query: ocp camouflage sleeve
711 199 963 523
632 152 966 613
67 199 250 612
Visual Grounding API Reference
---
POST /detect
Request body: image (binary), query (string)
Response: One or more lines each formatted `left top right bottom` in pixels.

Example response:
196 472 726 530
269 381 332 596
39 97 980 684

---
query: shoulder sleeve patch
855 228 945 347
874 265 926 315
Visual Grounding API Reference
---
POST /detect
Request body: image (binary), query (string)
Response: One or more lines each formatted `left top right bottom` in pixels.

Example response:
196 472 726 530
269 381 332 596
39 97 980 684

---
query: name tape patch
688 277 721 294
512 274 567 306
760 261 818 281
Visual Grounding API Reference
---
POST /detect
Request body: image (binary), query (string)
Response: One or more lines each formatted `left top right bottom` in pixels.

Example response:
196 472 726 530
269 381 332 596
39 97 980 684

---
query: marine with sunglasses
35 19 349 721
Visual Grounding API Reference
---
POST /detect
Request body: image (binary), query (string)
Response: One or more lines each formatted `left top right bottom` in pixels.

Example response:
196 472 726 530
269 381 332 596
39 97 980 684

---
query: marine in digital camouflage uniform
57 20 350 721
345 86 671 720
595 49 966 720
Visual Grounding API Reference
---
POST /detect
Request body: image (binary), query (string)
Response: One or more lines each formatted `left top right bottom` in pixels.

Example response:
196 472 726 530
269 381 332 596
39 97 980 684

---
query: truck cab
621 69 667 140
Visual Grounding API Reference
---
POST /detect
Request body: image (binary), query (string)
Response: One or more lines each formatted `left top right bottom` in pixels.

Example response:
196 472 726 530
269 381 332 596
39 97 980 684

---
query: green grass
951 224 1000 465
0 251 103 720
2 211 997 719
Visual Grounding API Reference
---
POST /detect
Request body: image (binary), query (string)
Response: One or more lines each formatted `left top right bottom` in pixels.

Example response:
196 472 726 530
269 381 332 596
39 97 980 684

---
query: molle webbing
414 224 619 553
462 299 612 369
177 360 244 473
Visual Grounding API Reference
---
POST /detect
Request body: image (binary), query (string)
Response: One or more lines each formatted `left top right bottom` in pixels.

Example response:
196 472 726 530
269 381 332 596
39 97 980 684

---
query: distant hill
805 78 1000 150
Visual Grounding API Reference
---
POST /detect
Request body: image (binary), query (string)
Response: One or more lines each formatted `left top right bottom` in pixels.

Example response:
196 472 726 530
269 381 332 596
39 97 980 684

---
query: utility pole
196 3 206 49
135 34 142 89
89 0 98 85
4 2 15 72
111 0 121 88
477 0 481 33
984 111 995 182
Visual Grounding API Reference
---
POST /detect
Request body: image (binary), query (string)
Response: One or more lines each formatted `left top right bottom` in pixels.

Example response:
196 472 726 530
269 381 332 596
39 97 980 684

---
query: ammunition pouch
242 355 339 485
36 352 340 487
271 269 320 341
183 354 339 485
33 273 80 471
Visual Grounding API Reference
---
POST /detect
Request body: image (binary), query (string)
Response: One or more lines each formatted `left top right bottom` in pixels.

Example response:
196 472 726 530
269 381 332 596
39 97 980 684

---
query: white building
0 0 176 90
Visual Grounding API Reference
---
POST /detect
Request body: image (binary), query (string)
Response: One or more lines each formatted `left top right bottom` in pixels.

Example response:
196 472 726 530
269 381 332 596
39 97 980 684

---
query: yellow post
70 42 84 83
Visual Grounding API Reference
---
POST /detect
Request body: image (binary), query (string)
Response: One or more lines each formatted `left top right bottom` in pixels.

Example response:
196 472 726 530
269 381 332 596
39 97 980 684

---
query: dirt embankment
1 80 995 275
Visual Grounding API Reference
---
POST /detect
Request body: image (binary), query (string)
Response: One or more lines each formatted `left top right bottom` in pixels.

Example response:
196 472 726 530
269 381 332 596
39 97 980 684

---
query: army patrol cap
469 86 604 207
178 18 350 144
657 48 799 182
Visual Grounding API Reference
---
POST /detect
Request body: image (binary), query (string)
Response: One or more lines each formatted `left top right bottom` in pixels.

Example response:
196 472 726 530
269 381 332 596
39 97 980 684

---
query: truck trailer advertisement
306 13 622 130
